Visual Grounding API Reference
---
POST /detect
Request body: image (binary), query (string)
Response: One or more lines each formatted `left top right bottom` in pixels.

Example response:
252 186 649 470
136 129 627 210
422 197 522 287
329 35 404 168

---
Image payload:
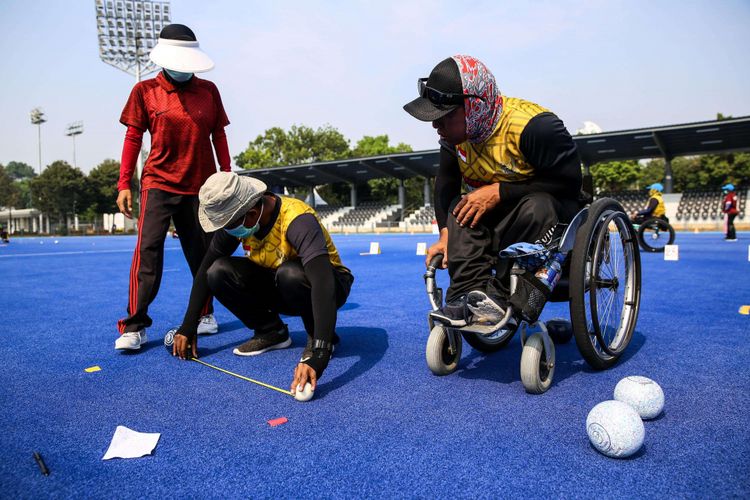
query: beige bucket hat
198 172 267 232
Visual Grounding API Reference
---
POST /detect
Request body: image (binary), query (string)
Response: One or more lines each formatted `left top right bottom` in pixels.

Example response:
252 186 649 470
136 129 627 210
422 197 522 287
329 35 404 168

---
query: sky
1 0 749 174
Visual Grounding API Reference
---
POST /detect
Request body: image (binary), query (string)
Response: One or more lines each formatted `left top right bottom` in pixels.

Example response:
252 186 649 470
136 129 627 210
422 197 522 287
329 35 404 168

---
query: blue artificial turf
0 232 748 498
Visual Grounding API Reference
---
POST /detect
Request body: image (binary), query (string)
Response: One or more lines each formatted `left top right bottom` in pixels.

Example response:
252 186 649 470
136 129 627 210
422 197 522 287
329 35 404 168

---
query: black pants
726 213 737 240
118 188 213 333
206 257 353 336
446 192 580 302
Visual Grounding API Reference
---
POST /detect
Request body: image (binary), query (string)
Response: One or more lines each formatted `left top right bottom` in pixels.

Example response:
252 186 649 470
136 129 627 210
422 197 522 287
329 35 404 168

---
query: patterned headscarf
451 55 503 144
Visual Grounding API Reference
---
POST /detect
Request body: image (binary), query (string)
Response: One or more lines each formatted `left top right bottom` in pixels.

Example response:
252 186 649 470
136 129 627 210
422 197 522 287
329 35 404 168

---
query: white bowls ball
294 383 314 402
614 376 664 419
586 400 645 458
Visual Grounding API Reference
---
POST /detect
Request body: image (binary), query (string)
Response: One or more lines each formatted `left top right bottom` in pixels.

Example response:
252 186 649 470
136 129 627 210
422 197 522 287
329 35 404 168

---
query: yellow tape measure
191 358 292 396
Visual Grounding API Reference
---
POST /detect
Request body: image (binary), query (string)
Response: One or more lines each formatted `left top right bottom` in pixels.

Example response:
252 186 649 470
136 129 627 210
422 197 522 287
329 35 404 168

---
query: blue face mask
164 68 194 82
224 202 263 239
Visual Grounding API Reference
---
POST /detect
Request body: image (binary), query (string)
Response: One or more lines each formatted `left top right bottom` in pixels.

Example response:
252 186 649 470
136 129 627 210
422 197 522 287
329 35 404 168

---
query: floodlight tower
30 108 47 233
95 0 171 180
30 108 47 175
96 0 171 83
65 121 84 168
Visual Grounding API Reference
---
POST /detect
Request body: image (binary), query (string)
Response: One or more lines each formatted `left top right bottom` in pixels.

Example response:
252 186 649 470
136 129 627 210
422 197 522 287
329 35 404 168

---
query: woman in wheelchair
403 55 585 329
631 183 668 225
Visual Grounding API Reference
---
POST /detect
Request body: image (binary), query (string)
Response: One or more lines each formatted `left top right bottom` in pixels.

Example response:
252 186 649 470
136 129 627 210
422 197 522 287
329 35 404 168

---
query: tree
349 135 412 158
87 159 121 214
0 165 22 209
13 179 33 209
235 124 350 169
590 160 640 192
349 135 417 205
0 165 22 230
4 161 36 181
314 134 416 205
30 161 89 231
235 125 419 206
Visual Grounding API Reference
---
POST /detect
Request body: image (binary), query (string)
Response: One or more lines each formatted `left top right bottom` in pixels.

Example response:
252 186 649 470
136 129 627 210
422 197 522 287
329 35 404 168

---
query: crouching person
172 172 354 395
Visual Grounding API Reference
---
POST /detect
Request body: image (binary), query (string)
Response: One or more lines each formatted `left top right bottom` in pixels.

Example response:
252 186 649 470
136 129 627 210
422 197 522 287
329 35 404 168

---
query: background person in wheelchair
631 183 667 225
404 55 584 329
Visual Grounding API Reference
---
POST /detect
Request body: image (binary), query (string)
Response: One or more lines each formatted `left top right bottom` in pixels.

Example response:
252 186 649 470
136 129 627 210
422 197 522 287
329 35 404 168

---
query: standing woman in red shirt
722 183 739 242
115 24 231 350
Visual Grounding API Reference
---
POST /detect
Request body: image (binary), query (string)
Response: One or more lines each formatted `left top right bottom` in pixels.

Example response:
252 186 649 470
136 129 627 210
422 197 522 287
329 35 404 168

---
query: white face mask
164 68 194 82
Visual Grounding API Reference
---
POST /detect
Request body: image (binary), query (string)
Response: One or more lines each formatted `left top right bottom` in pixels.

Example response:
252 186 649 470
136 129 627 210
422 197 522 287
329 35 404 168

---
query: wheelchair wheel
462 324 516 353
520 333 555 394
569 198 641 370
637 218 675 252
426 325 462 375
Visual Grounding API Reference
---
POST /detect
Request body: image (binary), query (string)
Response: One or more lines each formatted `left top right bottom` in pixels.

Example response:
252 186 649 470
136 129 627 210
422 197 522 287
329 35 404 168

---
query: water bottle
534 252 566 291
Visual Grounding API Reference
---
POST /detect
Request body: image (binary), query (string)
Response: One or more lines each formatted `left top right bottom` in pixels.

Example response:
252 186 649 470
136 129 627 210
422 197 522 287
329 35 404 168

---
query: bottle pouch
509 271 551 323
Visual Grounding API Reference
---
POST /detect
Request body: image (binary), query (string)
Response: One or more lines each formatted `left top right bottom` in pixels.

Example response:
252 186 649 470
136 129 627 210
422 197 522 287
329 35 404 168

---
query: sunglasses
417 78 486 105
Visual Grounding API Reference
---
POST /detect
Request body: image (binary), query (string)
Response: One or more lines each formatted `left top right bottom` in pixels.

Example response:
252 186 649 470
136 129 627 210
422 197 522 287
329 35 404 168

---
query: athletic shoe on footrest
197 313 218 335
466 290 510 324
233 324 292 356
115 330 147 350
429 295 469 327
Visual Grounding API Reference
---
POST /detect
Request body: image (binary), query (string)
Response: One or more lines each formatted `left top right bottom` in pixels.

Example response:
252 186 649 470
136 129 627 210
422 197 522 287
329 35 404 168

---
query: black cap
159 24 197 41
403 57 463 122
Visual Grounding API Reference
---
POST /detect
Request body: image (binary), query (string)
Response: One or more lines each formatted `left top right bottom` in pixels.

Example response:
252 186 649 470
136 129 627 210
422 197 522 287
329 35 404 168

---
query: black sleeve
179 230 240 337
287 214 337 344
500 112 582 204
286 214 329 265
302 254 337 346
434 142 462 229
637 198 658 216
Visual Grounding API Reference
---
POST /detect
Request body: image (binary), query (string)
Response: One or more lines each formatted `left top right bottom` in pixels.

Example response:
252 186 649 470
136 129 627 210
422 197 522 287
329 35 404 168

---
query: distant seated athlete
172 172 354 394
631 183 667 224
403 55 583 327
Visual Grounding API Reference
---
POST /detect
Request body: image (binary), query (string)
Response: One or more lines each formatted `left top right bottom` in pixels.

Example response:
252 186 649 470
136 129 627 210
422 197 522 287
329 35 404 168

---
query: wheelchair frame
423 198 642 394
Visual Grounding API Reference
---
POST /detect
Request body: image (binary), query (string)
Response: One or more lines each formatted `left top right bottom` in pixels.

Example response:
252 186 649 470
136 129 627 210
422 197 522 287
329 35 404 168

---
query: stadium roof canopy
239 116 750 188
574 115 750 166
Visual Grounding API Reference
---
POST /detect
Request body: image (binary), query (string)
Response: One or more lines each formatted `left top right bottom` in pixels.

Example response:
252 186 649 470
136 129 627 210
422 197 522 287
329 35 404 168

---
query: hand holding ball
294 383 314 402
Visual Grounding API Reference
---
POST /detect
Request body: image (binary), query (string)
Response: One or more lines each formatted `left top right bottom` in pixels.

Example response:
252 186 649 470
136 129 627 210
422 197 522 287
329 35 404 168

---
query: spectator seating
330 202 397 228
675 190 745 221
376 208 403 228
311 204 342 219
598 190 649 215
404 205 436 226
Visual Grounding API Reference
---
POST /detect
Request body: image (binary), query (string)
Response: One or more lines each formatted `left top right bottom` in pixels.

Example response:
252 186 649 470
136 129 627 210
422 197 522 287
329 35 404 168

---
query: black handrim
588 212 637 357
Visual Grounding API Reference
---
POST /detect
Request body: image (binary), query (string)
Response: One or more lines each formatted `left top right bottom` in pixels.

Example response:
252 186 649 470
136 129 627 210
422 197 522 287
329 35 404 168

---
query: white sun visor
149 38 214 73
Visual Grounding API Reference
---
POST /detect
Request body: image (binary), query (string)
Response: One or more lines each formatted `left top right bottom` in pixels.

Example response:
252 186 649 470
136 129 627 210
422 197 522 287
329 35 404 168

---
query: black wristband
301 348 331 378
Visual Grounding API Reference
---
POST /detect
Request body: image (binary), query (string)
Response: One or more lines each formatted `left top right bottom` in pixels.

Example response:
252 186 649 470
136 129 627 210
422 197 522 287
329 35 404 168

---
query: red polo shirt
119 72 230 194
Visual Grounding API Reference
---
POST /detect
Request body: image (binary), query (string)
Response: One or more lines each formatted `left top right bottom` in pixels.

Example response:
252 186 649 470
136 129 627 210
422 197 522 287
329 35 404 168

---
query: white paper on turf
102 425 161 460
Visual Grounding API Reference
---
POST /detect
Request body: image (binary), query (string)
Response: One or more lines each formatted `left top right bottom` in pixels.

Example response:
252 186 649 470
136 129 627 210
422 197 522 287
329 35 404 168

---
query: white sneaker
115 330 147 350
197 314 218 335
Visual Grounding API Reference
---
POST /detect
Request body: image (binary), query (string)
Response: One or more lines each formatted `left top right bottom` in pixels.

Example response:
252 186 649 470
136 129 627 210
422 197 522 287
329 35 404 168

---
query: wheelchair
423 198 642 394
632 216 675 253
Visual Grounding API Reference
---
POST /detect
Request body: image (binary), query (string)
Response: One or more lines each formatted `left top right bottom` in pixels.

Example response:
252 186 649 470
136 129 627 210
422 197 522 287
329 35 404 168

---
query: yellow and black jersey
433 97 583 229
455 97 549 187
241 196 349 273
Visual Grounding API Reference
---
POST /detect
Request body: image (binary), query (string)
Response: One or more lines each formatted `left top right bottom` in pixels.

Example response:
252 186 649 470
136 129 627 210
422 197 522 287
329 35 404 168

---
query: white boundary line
0 248 181 259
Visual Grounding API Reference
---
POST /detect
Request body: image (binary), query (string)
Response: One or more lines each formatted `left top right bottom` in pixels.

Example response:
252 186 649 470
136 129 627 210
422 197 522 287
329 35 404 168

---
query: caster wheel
520 332 555 394
426 324 462 375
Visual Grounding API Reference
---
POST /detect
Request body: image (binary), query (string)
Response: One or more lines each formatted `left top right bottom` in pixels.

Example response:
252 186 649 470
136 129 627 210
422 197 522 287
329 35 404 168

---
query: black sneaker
233 324 292 356
466 290 509 324
301 332 339 361
430 295 468 327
